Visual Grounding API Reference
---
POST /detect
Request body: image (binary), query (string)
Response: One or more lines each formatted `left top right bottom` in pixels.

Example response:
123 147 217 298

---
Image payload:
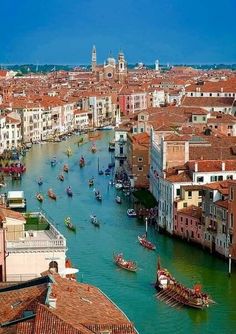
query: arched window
49 261 58 273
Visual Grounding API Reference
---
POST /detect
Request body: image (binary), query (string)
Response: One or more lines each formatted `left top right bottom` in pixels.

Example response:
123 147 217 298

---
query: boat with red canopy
138 235 156 250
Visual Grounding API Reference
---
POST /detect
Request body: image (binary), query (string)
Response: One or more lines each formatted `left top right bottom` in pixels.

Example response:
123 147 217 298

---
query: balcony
6 211 66 252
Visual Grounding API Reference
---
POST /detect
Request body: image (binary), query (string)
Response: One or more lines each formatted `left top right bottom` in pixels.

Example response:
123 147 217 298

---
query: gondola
38 178 43 186
91 143 97 153
58 174 64 181
66 147 72 157
66 186 73 197
138 235 156 250
36 193 44 202
88 178 94 187
116 196 122 204
95 190 102 201
90 215 100 227
113 253 137 272
50 157 57 166
64 217 76 232
63 164 69 173
48 188 57 200
155 258 214 309
79 156 85 168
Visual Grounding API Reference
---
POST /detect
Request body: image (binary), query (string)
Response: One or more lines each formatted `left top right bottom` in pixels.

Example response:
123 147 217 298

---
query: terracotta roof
182 96 234 107
214 200 228 209
0 275 137 334
177 205 202 219
188 160 236 172
166 171 192 183
0 207 26 222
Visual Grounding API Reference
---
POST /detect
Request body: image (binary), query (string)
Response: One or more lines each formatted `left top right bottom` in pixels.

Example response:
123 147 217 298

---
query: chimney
222 161 225 171
194 162 198 172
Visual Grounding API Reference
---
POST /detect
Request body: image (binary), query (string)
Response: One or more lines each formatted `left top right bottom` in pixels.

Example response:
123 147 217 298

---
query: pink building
174 205 203 245
0 224 5 281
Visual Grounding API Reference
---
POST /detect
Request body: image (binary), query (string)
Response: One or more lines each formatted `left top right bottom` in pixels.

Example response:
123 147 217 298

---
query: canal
3 131 236 334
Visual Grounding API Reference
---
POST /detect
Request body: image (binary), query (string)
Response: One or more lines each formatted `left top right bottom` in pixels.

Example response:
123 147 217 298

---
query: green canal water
3 131 236 334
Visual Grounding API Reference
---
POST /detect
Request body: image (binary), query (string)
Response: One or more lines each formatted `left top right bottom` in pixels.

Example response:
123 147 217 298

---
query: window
191 231 194 238
140 115 144 120
202 116 206 121
181 217 183 222
210 191 213 199
176 189 180 196
188 191 192 198
230 213 234 228
193 116 197 121
230 187 234 200
227 175 233 180
197 176 204 182
183 202 187 208
138 167 143 171
138 157 143 162
218 175 223 181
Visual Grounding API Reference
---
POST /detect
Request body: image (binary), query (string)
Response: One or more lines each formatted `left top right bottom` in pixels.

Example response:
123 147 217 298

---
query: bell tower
91 45 97 72
117 50 127 82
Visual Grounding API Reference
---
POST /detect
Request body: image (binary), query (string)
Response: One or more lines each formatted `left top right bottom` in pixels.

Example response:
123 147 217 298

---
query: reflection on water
3 131 236 334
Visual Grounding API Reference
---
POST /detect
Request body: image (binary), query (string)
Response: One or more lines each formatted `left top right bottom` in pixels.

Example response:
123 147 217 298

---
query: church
91 45 128 82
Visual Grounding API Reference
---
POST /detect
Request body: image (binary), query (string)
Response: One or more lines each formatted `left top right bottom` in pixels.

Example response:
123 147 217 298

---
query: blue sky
1 0 235 65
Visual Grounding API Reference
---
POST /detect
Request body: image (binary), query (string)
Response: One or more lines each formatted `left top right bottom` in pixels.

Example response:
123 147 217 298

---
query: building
91 46 128 83
125 132 150 188
0 273 138 333
0 210 67 282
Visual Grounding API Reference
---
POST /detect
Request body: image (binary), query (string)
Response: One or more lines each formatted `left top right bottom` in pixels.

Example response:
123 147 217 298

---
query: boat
51 157 57 166
113 253 137 272
138 235 156 250
127 209 137 217
77 136 84 146
79 156 85 168
36 193 44 202
91 143 97 153
64 217 76 232
94 190 102 201
116 196 122 204
90 215 100 227
58 174 64 181
88 178 94 187
63 164 69 173
105 168 111 176
66 147 72 157
108 140 115 151
115 181 123 190
48 188 57 200
66 186 73 197
38 178 43 186
97 125 115 131
155 258 214 309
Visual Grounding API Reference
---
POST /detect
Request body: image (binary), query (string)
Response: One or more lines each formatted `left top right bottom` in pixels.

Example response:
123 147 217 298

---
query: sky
0 0 236 65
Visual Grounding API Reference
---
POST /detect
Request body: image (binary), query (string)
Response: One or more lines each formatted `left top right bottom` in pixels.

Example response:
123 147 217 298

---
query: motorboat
127 209 137 217
63 164 69 172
